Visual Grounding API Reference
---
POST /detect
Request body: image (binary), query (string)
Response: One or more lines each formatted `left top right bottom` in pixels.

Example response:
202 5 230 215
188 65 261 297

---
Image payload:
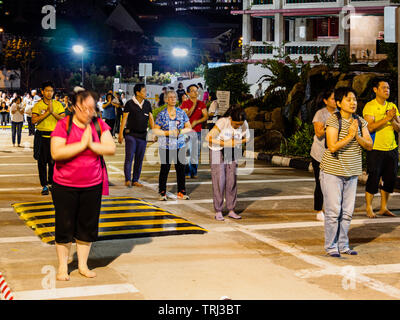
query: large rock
308 65 329 77
244 107 259 121
254 135 266 151
264 130 285 152
265 107 284 131
335 80 352 89
352 73 376 97
248 121 265 131
255 110 267 121
283 82 305 123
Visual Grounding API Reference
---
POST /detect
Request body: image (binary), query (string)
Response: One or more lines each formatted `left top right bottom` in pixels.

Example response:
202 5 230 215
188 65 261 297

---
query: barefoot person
50 88 116 281
205 107 250 221
320 87 372 257
363 78 400 218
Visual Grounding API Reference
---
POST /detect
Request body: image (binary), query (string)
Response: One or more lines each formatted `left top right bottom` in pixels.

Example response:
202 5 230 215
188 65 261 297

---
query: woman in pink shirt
50 88 116 281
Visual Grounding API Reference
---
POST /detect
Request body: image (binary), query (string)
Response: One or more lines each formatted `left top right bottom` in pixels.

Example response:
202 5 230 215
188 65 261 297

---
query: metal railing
285 0 336 3
285 45 330 55
252 0 274 4
251 45 274 54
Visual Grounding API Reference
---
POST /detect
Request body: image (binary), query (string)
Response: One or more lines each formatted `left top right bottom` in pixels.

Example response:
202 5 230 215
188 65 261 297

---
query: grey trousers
210 149 237 212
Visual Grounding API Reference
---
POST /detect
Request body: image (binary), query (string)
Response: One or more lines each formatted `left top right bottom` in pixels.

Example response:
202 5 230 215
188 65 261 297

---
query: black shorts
366 149 399 194
51 182 103 243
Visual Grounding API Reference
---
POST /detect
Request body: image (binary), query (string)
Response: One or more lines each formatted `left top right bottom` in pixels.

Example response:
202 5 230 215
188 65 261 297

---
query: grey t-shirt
310 108 335 162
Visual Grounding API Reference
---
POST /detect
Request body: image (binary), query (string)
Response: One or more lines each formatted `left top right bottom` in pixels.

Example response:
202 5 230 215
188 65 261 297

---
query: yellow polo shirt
32 99 65 138
363 99 400 151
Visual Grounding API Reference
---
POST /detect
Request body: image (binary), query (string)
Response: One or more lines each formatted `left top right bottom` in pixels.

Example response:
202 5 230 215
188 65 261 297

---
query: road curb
245 151 373 185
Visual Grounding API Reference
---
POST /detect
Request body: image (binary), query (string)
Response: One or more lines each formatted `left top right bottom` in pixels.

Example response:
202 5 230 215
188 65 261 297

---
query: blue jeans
11 121 23 145
123 135 147 183
185 131 202 177
320 171 358 254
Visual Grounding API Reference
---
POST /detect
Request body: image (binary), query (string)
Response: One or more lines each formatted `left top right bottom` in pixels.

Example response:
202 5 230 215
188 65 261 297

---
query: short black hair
41 81 55 90
134 83 146 96
225 105 247 121
372 77 389 90
187 84 198 93
334 87 357 106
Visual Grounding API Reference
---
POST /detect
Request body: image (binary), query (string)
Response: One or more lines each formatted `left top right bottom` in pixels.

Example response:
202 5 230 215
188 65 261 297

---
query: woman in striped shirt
320 87 373 257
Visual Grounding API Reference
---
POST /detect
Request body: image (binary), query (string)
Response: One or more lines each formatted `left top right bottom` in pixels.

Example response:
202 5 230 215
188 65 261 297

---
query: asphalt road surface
1 128 400 301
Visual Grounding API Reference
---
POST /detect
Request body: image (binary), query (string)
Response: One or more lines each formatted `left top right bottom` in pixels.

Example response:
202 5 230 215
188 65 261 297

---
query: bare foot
366 207 376 219
56 269 70 281
79 268 96 278
378 209 396 217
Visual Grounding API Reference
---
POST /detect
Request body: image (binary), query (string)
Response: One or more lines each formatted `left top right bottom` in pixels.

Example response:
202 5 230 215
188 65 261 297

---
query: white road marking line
153 192 400 205
105 166 296 173
0 174 37 177
0 208 13 212
0 187 42 192
214 217 400 232
13 283 139 300
227 221 400 299
0 163 36 166
107 164 210 213
0 236 41 244
296 264 400 279
143 178 314 187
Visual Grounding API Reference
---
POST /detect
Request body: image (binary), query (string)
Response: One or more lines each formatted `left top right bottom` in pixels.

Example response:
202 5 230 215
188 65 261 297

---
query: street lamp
172 48 188 73
72 45 84 86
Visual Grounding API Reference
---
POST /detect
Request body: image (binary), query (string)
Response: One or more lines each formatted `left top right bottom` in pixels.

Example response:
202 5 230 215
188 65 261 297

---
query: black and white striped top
320 114 368 177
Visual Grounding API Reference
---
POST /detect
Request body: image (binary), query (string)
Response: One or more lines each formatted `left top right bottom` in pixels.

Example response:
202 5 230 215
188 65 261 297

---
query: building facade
232 0 393 62
151 0 242 13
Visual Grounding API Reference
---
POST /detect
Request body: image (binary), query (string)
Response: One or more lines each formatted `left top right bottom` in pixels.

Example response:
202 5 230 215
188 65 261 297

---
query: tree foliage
204 63 250 104
2 37 40 90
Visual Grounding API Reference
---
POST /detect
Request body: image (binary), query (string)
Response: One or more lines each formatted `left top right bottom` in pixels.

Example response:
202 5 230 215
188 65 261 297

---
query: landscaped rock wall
245 64 392 152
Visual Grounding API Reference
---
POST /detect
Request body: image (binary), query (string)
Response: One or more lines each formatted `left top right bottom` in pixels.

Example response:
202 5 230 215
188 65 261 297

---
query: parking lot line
13 283 139 300
227 221 400 299
296 264 400 279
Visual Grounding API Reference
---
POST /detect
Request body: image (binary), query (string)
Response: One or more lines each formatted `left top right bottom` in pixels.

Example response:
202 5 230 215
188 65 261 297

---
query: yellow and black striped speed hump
12 197 208 244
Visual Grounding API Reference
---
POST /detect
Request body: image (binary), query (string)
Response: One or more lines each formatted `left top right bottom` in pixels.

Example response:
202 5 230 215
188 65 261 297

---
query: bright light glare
172 48 188 57
72 45 84 54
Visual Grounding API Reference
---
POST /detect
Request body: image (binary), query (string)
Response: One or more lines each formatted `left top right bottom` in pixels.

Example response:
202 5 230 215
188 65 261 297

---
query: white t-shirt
208 117 250 151
310 107 336 162
207 100 219 124
198 88 204 101
10 103 25 122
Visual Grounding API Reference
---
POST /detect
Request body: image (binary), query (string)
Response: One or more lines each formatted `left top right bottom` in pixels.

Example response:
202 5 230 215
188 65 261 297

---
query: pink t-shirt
51 117 111 188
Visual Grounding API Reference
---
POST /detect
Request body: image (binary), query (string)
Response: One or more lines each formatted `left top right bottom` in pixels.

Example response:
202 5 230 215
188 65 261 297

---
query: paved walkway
1 128 400 300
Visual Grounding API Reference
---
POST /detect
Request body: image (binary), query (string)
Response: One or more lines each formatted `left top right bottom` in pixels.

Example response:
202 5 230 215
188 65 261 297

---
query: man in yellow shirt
32 81 65 195
363 78 400 218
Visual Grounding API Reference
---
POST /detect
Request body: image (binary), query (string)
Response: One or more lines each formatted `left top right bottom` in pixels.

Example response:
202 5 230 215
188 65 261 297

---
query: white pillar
262 18 272 42
289 19 295 42
274 13 284 55
339 11 350 46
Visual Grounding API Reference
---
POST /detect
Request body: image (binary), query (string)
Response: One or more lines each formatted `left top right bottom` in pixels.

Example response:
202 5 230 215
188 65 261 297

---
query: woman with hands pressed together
320 87 372 258
50 88 115 281
10 96 25 146
152 90 192 201
205 107 250 221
